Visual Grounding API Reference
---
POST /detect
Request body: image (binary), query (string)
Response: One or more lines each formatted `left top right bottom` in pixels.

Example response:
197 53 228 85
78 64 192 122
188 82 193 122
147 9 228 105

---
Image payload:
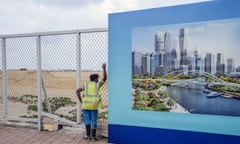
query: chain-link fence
0 29 108 134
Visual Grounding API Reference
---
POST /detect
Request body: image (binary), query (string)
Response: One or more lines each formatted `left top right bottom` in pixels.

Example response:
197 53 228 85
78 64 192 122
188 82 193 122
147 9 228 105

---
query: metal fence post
1 38 7 120
76 33 81 124
37 35 42 131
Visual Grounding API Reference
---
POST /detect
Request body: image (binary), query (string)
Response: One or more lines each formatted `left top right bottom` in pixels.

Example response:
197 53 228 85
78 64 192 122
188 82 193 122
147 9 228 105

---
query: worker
76 63 107 142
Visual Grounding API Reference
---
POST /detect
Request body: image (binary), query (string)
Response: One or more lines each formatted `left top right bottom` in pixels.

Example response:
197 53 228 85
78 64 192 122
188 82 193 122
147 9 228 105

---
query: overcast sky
0 0 211 34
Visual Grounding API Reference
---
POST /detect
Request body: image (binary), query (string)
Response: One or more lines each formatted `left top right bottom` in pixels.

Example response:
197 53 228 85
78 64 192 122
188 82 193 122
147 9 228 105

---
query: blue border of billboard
108 0 240 143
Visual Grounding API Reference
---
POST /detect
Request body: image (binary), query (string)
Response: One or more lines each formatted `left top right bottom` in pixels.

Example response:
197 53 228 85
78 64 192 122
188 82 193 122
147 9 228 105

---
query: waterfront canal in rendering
167 86 240 116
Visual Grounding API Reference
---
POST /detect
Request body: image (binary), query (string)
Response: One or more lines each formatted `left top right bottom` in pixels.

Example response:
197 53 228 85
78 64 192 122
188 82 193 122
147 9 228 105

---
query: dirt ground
0 70 108 117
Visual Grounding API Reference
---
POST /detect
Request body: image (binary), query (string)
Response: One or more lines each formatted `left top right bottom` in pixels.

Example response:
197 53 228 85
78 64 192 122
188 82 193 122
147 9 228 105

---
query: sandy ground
0 70 108 117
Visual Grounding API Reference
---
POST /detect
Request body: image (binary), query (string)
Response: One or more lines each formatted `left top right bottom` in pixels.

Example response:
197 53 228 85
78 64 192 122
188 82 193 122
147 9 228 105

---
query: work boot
91 128 98 142
85 124 91 141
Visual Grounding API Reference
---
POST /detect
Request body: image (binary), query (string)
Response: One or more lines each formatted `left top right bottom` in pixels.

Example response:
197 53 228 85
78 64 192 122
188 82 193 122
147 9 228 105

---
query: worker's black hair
90 74 99 81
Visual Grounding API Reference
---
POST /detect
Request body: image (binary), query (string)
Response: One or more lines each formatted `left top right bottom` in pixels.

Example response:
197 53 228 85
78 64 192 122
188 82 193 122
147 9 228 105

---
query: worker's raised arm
102 63 107 82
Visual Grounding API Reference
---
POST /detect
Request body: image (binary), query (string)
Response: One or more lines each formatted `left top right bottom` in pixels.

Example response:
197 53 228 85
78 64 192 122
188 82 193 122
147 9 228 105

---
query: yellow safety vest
82 82 102 110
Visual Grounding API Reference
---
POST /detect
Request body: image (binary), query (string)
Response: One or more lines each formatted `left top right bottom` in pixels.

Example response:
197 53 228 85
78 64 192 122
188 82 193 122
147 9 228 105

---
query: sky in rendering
132 18 240 67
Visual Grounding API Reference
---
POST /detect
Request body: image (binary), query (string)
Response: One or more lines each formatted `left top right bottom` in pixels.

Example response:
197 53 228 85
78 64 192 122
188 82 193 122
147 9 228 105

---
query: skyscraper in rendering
216 53 225 75
142 53 151 76
227 58 235 74
132 51 142 75
194 50 203 74
154 33 165 75
179 28 187 66
164 32 177 74
205 53 216 74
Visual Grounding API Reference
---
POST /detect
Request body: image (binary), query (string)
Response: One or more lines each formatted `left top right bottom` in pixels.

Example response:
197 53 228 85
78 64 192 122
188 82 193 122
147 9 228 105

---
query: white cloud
0 0 211 34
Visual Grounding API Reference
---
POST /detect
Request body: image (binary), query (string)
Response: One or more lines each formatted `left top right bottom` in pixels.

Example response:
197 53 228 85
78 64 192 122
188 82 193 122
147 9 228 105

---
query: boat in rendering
207 92 220 98
203 89 212 94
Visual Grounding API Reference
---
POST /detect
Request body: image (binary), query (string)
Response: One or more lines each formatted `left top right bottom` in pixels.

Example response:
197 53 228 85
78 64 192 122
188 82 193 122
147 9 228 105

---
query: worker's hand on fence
102 63 106 70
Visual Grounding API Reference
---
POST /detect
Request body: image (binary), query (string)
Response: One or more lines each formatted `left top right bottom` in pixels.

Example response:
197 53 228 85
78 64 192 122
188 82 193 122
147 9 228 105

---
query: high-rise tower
205 53 216 74
179 28 187 66
216 53 225 75
154 33 165 75
142 53 151 76
164 32 177 74
227 58 235 74
132 51 142 75
155 33 164 53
